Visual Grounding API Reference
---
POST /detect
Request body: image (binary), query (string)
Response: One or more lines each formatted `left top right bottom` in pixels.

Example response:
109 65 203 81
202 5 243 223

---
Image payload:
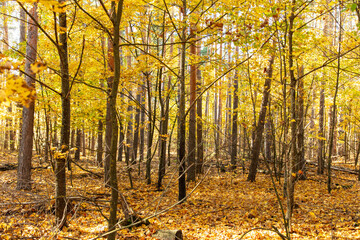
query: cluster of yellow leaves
0 53 48 107
0 74 36 107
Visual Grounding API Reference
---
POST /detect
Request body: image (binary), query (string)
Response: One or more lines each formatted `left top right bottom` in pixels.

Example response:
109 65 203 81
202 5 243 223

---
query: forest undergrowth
0 151 359 240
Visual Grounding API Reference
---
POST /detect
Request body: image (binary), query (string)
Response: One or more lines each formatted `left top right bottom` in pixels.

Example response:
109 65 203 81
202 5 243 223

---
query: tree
187 24 197 181
247 55 275 182
231 46 239 170
17 3 38 190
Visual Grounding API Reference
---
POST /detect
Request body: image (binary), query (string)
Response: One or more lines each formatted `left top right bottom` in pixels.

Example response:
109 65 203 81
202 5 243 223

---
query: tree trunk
132 90 141 163
187 26 197 182
17 3 38 190
97 119 103 167
196 64 203 174
56 0 70 229
297 66 306 180
75 128 81 161
178 3 187 202
286 4 296 230
231 47 239 169
247 55 275 182
107 2 124 239
104 35 114 185
145 73 154 184
139 84 145 168
82 127 86 157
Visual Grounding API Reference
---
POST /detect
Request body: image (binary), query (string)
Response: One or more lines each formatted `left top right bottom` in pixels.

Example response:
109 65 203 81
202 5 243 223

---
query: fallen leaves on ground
0 153 359 239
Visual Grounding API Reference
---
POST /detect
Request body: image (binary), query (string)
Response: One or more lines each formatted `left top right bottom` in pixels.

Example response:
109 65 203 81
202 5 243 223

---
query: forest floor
0 151 360 240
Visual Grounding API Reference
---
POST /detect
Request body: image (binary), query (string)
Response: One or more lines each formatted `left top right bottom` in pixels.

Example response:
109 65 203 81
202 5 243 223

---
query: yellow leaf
30 61 47 74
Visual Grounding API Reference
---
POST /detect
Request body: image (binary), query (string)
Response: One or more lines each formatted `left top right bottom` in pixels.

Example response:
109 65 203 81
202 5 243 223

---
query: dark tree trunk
196 67 203 174
82 127 86 157
106 2 124 239
297 66 306 180
75 128 81 161
132 90 141 163
17 3 38 190
318 82 325 174
157 79 167 189
247 55 275 182
104 35 114 185
187 26 197 182
178 3 187 202
70 129 75 148
56 0 70 229
231 47 239 169
139 84 146 167
125 92 133 165
44 106 50 163
117 120 125 162
97 119 103 167
9 104 15 152
145 73 156 184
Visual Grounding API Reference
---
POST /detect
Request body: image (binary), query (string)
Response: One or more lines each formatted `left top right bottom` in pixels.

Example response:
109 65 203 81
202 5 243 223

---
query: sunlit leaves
0 74 36 107
30 61 47 74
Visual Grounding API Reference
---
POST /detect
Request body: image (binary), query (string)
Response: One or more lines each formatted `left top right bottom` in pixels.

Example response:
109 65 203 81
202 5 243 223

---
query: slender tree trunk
145 74 154 184
132 90 141 163
286 3 296 230
196 64 203 174
104 34 114 185
327 4 342 194
82 127 86 157
178 1 187 202
125 92 133 165
107 2 124 239
44 106 50 163
20 6 26 43
9 104 15 152
139 84 145 168
318 82 325 174
2 1 10 152
187 25 197 181
231 47 239 169
158 74 167 189
297 66 306 179
75 128 81 161
97 119 103 167
55 0 70 229
17 3 38 190
247 55 275 182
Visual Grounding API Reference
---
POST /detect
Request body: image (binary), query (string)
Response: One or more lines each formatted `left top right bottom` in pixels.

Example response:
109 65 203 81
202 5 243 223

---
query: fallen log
0 163 48 171
152 230 183 240
306 161 358 175
0 163 17 171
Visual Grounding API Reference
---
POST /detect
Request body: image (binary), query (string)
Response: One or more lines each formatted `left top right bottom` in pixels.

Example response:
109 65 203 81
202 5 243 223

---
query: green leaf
350 3 357 11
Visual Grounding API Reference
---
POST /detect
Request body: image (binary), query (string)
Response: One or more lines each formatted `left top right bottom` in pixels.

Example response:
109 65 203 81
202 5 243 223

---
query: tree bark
56 0 70 229
187 25 197 181
97 119 103 167
247 55 275 182
196 62 203 174
75 128 81 161
17 3 38 190
107 2 124 239
231 46 239 169
297 66 306 180
178 1 187 202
